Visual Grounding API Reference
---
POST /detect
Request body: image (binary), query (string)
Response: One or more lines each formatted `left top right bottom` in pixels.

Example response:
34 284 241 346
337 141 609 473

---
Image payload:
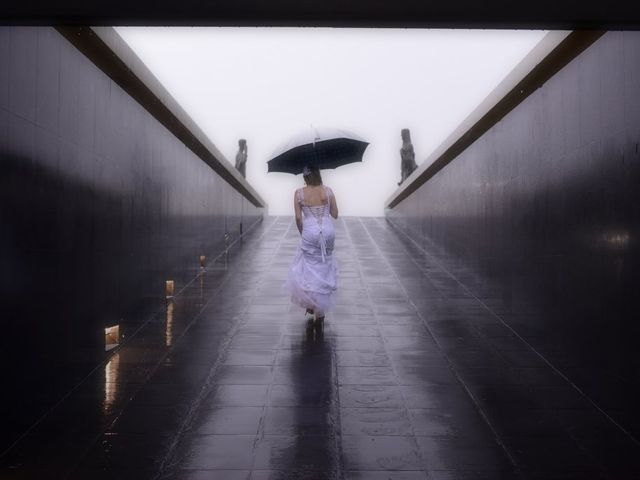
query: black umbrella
267 127 369 175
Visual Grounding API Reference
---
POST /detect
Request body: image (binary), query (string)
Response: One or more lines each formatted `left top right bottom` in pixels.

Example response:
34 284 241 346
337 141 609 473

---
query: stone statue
398 128 417 186
235 138 248 178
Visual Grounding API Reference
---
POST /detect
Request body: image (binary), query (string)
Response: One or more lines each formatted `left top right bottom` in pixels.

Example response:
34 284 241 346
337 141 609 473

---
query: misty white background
115 27 547 216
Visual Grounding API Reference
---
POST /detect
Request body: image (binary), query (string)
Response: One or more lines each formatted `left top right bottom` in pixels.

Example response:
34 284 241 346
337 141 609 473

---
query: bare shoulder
327 186 335 199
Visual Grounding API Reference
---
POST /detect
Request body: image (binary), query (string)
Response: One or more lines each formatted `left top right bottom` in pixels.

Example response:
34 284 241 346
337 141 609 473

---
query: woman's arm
329 188 338 219
294 190 303 234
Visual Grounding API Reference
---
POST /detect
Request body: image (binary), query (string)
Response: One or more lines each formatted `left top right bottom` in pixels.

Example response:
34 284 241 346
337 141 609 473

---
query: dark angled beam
56 26 266 208
386 30 605 209
2 0 640 28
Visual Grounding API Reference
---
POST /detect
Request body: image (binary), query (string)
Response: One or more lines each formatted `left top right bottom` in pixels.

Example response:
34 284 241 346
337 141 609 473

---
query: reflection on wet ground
1 216 639 479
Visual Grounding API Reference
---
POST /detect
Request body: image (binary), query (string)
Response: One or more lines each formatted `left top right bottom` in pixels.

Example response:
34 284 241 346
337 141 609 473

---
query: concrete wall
386 31 640 437
0 27 264 442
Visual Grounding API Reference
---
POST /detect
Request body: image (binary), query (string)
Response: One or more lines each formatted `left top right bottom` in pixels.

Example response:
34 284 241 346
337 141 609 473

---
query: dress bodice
297 186 332 220
297 186 333 263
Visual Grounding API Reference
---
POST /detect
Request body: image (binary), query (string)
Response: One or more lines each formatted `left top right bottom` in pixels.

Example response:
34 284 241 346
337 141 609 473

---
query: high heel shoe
304 309 315 328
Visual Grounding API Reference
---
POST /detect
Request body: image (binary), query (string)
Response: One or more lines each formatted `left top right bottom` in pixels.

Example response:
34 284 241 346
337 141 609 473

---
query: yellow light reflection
105 325 120 351
165 280 175 298
166 299 174 347
602 231 630 249
104 352 120 415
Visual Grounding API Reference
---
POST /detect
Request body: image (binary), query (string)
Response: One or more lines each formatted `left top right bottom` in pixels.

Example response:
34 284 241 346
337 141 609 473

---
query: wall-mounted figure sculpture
235 138 248 178
398 128 417 186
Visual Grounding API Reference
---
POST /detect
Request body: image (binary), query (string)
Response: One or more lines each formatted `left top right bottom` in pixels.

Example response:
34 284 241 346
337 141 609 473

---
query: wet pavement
1 216 639 479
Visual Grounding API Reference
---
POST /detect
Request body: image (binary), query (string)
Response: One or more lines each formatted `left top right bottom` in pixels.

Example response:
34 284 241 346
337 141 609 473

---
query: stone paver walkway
2 216 638 479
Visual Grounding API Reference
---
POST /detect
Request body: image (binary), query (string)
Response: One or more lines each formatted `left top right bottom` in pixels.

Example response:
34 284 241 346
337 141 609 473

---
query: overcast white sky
115 27 547 216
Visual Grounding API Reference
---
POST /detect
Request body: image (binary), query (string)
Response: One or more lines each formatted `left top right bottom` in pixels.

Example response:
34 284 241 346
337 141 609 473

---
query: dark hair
303 165 323 186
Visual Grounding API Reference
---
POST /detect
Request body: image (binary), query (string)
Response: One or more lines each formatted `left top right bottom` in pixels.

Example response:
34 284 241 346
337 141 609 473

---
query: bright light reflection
603 231 630 249
104 353 120 415
105 325 120 351
166 300 174 347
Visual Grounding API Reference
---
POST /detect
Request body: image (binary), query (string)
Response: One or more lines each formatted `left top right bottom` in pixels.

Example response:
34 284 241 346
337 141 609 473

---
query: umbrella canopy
267 126 369 175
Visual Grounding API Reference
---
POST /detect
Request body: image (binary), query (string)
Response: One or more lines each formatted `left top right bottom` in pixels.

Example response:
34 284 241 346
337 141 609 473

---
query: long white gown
283 186 338 314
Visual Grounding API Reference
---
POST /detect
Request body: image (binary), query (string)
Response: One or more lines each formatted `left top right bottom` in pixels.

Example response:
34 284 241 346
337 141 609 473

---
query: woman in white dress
283 165 339 333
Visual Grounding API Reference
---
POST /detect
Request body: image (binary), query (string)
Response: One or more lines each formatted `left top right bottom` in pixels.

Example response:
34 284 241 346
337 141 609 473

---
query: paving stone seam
374 217 632 477
335 217 379 479
370 217 631 478
64 248 244 477
0 216 269 476
358 217 525 478
381 216 640 449
248 218 299 475
279 217 343 480
153 216 284 479
175 215 266 300
323 219 347 480
341 217 427 476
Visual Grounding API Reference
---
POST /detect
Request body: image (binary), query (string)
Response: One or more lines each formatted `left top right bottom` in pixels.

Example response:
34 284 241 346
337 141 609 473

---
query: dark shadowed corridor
3 216 637 479
2 23 640 480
